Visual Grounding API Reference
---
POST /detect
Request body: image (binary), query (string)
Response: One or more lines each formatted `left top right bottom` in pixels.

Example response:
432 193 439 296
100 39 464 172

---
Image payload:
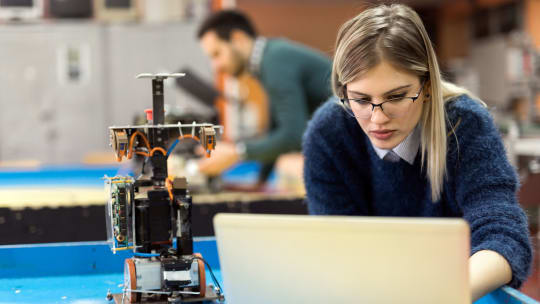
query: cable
135 151 149 157
120 130 211 162
125 133 167 158
127 131 151 159
166 135 202 158
181 134 201 141
192 256 223 297
150 147 167 156
166 139 180 158
137 157 150 179
133 252 160 258
165 177 174 200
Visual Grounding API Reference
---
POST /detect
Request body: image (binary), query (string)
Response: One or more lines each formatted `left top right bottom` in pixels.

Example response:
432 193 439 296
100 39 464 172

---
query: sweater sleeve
243 71 309 164
452 102 532 288
303 117 360 215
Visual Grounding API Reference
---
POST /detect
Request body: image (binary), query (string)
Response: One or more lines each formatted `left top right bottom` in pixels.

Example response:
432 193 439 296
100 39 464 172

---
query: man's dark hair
197 10 257 40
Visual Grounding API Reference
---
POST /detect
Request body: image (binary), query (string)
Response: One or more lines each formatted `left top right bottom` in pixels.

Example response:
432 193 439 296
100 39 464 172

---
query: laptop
213 213 470 304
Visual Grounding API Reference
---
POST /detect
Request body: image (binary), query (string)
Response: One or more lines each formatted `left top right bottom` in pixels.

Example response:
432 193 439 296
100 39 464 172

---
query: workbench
0 238 536 304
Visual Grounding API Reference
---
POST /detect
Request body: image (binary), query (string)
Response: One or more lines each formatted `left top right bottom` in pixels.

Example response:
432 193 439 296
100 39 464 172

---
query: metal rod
124 289 202 295
173 291 202 295
152 79 165 125
110 123 222 130
125 289 172 295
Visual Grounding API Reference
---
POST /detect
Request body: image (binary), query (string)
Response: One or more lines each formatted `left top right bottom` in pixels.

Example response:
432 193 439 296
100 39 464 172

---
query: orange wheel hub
124 258 139 303
194 253 206 297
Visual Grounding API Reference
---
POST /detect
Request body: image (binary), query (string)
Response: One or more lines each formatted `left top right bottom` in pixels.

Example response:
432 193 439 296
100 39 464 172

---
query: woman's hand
469 250 513 302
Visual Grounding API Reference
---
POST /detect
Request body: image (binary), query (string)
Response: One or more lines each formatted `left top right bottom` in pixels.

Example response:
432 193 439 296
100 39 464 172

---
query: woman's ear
424 79 431 101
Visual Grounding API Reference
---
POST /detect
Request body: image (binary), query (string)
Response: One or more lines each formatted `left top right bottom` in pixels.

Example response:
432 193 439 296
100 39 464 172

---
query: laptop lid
214 213 470 304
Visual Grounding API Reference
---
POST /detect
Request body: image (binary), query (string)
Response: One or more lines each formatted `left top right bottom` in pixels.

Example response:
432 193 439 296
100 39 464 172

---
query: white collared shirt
372 125 421 165
248 36 267 77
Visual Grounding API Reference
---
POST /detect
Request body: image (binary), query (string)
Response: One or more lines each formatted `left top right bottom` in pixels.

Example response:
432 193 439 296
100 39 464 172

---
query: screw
106 289 113 301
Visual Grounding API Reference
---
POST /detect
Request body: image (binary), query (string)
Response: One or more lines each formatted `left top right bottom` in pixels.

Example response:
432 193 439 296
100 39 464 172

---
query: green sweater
244 38 332 164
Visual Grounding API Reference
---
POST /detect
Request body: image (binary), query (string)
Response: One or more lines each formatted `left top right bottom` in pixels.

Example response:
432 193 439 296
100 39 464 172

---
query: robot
105 73 224 304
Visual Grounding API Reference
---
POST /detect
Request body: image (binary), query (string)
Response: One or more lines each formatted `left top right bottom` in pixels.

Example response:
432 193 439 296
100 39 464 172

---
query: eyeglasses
340 81 426 119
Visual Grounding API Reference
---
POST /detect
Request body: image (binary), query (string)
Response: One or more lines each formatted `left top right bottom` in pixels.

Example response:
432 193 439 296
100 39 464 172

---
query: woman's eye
387 94 406 101
352 98 370 104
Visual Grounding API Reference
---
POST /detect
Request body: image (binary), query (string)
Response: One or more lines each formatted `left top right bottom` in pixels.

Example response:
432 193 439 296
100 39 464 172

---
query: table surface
0 238 537 304
0 238 223 304
0 165 536 303
0 162 304 209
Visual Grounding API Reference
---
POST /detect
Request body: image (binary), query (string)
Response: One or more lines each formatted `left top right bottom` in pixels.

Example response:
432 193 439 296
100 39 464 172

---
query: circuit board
105 176 134 253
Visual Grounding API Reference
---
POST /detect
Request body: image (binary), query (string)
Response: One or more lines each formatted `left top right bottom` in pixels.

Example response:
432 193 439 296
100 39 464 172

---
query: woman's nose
370 106 390 123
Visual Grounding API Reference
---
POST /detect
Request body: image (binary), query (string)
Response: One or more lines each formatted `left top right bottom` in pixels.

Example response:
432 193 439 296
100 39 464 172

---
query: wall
237 0 364 55
0 21 212 164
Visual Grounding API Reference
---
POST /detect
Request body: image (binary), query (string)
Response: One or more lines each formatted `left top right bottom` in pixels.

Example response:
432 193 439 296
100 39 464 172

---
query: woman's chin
369 135 401 150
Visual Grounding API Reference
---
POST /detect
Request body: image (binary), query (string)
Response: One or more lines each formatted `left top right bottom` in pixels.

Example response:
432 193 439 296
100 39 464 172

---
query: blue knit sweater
303 95 532 288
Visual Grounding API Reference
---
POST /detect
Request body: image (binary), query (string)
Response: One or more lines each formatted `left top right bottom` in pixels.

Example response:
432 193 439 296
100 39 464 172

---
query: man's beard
230 49 247 77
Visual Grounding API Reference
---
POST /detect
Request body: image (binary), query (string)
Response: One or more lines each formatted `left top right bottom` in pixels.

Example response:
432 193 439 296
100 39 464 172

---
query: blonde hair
332 4 480 201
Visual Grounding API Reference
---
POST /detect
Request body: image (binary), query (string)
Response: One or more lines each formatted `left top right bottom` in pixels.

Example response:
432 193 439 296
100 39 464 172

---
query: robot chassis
105 73 224 304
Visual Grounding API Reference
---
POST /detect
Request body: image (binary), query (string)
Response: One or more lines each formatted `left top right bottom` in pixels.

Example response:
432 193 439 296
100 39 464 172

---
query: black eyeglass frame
340 79 427 116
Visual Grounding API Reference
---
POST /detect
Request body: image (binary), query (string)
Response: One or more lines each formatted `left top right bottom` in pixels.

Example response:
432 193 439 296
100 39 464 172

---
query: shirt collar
248 36 267 77
372 125 421 165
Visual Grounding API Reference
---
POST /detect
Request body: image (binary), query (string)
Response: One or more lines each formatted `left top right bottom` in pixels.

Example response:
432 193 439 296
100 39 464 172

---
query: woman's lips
370 130 394 140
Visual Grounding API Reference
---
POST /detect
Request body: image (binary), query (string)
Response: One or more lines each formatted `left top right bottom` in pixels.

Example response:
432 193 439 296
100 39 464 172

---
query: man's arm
243 80 309 164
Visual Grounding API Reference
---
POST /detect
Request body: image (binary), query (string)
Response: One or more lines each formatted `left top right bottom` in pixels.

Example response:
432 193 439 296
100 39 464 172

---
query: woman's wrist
469 250 512 302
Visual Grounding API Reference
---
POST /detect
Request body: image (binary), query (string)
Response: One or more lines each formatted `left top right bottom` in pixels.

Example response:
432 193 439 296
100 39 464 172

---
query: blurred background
0 0 538 299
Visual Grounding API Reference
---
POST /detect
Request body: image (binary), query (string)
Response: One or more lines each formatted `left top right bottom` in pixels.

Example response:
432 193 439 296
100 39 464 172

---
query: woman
303 4 532 301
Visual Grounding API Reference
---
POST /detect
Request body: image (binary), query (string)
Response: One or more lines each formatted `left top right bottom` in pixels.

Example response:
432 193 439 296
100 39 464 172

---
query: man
197 10 332 181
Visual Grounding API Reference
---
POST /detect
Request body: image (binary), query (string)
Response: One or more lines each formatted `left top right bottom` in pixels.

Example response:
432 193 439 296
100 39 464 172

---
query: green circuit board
104 176 134 253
